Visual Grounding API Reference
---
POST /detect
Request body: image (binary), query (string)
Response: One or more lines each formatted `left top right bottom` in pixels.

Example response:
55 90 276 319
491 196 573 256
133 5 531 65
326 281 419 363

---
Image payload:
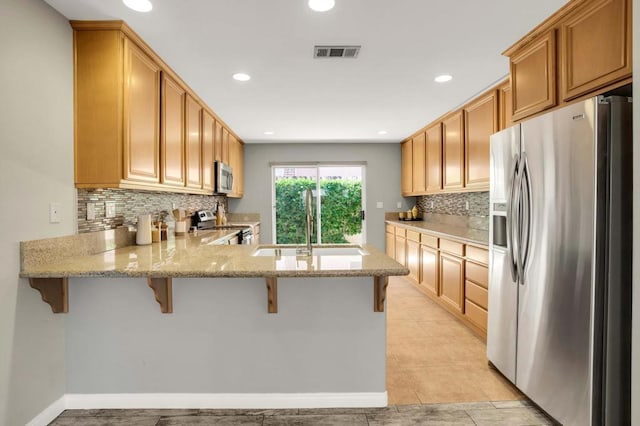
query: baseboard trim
64 392 387 409
25 395 66 426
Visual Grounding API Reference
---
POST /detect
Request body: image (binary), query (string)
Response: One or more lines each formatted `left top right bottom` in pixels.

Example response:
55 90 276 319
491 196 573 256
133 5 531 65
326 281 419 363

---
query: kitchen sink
252 246 367 257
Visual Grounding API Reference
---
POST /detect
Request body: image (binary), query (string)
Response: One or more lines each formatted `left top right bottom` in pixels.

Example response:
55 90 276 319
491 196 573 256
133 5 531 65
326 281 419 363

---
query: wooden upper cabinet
509 29 557 121
559 0 631 101
227 134 244 198
498 81 513 130
161 74 186 187
464 90 497 190
74 26 163 188
185 94 202 189
214 120 223 162
425 123 442 193
412 132 426 194
122 39 160 184
221 127 230 164
72 21 242 195
401 140 413 196
442 110 465 190
202 110 215 191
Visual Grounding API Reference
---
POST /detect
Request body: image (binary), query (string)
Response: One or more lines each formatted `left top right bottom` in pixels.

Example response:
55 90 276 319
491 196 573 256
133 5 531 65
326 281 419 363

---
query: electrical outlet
87 202 96 220
49 202 61 223
376 201 384 209
105 201 116 218
465 201 470 210
397 202 402 209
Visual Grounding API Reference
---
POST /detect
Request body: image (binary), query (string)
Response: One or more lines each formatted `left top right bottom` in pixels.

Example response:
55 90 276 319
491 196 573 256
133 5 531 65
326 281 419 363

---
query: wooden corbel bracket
373 275 389 312
29 277 68 313
265 277 278 313
147 277 173 313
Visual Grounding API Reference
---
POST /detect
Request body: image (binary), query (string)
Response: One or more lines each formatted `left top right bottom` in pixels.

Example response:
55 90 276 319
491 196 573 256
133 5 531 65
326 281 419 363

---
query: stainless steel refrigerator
487 95 632 425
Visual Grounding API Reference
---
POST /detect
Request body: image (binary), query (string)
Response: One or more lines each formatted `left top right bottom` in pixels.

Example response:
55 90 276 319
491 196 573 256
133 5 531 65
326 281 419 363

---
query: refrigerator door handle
507 155 520 282
520 153 533 285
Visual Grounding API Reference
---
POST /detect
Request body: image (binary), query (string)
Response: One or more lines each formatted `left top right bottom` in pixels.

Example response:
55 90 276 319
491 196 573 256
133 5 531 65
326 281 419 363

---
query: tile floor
385 276 524 405
49 276 544 426
51 402 554 425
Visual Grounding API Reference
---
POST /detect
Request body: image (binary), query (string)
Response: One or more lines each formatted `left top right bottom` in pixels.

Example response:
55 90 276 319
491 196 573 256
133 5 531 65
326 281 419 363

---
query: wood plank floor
386 276 524 405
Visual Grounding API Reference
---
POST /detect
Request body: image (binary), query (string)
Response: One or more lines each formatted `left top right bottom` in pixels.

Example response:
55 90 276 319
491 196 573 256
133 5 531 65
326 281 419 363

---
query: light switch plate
49 202 61 223
376 202 383 209
397 202 402 209
105 201 116 218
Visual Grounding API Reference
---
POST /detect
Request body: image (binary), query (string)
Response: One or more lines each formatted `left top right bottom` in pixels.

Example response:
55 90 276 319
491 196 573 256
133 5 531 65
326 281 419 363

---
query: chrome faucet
297 189 314 256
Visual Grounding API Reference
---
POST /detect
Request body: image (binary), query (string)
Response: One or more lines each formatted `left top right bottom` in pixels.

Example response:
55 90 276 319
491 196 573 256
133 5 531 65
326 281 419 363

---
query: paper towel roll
136 214 152 245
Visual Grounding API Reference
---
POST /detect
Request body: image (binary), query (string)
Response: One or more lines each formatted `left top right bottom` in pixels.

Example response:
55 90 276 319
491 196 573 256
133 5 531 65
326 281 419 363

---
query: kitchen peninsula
20 229 408 409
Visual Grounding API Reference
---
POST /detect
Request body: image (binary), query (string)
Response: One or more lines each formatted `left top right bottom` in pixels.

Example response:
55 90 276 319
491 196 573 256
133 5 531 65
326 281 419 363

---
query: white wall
632 0 639 424
66 277 385 394
228 143 412 250
0 0 75 424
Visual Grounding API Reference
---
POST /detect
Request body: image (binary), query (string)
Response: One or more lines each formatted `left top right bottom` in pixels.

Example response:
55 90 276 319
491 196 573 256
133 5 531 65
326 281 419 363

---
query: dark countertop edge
385 219 489 246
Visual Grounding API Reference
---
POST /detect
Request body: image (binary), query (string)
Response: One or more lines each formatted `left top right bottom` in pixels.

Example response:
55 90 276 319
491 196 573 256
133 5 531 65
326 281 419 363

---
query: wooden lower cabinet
464 251 489 332
385 226 395 258
419 245 438 296
395 234 406 267
384 223 490 339
406 239 420 283
439 252 464 312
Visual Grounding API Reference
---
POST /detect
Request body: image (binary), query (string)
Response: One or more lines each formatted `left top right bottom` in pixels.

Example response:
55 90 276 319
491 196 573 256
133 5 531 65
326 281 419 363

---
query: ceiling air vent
314 45 361 59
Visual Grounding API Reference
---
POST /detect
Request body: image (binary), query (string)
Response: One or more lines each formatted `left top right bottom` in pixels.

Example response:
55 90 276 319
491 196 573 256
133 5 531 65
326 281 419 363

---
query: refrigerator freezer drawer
465 280 488 309
466 262 488 288
465 299 488 331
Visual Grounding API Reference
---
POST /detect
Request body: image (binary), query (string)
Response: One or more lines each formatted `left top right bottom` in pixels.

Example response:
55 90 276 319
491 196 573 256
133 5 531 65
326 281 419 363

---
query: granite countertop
20 229 408 279
386 219 489 246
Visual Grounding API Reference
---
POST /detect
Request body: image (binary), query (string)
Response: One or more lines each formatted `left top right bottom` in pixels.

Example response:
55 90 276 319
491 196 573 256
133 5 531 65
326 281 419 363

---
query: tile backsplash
416 191 489 217
77 188 227 233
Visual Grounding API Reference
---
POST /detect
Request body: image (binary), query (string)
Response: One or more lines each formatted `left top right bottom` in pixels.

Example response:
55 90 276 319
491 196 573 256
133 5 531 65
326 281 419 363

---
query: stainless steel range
192 210 254 244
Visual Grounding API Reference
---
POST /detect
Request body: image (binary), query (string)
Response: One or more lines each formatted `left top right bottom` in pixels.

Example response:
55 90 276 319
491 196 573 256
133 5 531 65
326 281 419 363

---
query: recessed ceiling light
123 0 152 12
308 0 335 12
434 74 453 83
378 130 388 135
232 73 251 82
264 131 275 135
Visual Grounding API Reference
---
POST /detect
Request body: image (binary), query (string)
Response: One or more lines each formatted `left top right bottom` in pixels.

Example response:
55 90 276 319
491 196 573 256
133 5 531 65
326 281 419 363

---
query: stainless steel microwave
214 161 233 194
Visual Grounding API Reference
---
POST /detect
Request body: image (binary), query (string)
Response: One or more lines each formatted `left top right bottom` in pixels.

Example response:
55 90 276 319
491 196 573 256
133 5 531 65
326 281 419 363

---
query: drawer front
466 245 488 265
420 233 438 248
386 224 395 234
395 226 406 238
465 300 488 331
406 229 420 242
465 280 488 309
466 261 488 288
440 238 464 256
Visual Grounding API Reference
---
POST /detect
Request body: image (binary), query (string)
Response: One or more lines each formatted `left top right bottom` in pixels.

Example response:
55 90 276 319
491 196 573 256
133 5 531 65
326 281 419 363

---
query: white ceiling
44 0 568 143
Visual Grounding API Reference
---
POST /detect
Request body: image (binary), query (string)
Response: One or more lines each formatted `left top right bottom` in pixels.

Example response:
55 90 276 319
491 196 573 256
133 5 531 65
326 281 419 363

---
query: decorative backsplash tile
416 192 489 217
77 188 227 233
